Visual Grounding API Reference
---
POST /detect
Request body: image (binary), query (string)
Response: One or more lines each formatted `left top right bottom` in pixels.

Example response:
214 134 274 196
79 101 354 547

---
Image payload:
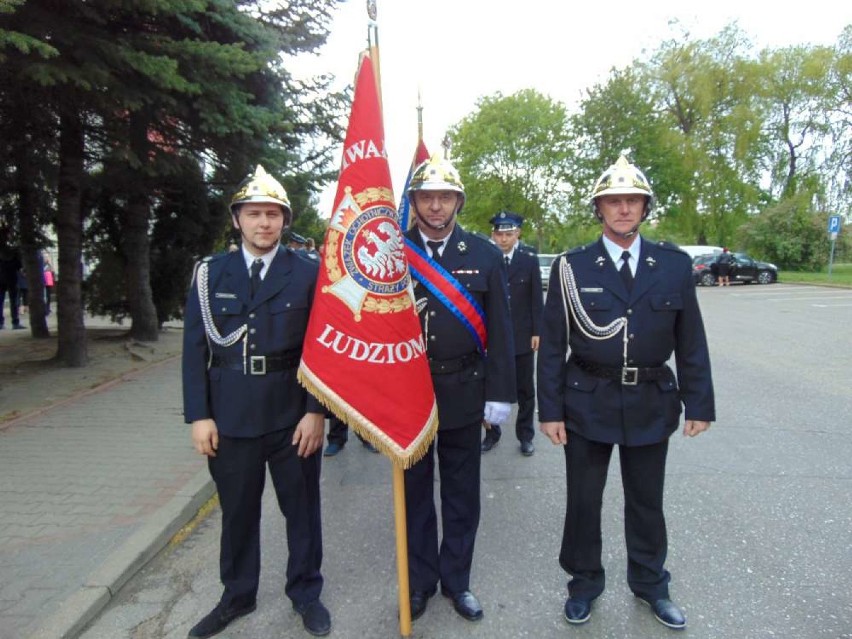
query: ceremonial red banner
298 53 437 468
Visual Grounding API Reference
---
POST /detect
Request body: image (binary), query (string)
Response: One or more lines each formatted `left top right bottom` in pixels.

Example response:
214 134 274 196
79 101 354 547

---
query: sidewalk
0 324 213 639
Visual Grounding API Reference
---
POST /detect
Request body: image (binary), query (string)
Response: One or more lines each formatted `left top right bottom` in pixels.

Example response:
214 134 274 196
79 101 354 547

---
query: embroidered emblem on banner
324 189 413 320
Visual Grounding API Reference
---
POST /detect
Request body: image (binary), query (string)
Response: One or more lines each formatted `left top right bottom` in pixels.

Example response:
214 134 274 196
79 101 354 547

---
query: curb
26 468 215 639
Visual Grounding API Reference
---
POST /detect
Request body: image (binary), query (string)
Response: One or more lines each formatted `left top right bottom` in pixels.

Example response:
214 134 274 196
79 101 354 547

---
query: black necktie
505 255 510 267
250 258 263 297
426 241 443 263
619 250 633 292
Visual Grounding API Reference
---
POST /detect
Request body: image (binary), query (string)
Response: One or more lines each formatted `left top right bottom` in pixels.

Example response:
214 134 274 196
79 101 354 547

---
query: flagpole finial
441 134 452 160
367 0 377 20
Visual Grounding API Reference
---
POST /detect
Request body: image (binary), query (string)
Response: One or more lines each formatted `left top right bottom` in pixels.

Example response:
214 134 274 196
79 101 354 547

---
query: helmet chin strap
412 202 458 232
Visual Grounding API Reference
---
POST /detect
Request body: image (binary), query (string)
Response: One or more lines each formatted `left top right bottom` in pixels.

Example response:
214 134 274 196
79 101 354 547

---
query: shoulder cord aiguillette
557 256 629 364
197 262 248 371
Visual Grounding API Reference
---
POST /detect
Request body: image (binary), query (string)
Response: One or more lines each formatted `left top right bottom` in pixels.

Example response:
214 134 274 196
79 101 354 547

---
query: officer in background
537 154 714 630
182 165 331 638
483 211 543 456
403 155 516 623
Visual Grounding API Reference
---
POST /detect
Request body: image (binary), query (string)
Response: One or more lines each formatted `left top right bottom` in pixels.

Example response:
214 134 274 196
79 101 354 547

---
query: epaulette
654 240 691 260
193 252 227 281
566 242 593 256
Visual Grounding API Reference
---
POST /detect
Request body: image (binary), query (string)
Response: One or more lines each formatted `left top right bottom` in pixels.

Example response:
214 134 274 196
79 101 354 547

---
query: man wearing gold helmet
402 154 516 623
537 153 714 630
182 165 331 637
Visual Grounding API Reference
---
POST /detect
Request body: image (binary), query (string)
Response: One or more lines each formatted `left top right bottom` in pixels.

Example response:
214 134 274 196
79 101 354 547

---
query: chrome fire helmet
589 153 655 221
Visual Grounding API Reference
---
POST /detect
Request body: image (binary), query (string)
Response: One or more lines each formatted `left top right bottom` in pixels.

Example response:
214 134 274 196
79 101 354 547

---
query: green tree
448 89 575 250
739 192 829 270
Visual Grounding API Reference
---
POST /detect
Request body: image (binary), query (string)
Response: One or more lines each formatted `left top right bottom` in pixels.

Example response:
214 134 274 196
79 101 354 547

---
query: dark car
692 252 778 286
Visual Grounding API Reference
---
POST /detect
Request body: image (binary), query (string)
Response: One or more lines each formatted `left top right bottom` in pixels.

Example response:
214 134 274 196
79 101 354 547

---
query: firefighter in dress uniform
537 154 715 630
182 166 331 638
482 210 543 456
402 155 516 623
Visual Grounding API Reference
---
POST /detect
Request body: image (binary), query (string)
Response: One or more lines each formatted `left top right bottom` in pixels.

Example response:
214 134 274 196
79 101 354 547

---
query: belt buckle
250 355 266 375
621 367 638 385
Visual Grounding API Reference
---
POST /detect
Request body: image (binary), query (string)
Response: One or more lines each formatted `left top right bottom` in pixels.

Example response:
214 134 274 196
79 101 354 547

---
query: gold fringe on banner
298 364 438 470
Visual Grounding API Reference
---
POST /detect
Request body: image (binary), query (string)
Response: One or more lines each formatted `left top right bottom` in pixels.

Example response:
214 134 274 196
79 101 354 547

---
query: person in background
716 247 733 286
537 153 714 630
182 165 331 638
304 237 320 261
403 155 516 623
482 210 542 456
16 265 28 316
0 228 24 330
288 231 308 252
42 250 55 315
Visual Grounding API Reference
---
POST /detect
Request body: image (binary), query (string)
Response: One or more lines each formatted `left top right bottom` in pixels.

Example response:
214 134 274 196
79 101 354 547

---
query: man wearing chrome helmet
182 165 331 637
537 153 714 630
403 154 516 623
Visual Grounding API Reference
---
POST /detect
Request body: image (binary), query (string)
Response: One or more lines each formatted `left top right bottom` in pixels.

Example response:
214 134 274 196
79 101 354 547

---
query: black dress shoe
409 586 437 620
293 599 332 636
188 601 256 638
563 596 592 624
520 440 535 456
441 588 483 621
636 596 686 629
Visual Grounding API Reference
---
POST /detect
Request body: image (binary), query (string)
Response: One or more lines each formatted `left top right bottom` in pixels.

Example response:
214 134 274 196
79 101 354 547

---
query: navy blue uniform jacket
406 225 516 429
182 246 323 438
507 246 543 355
537 237 715 446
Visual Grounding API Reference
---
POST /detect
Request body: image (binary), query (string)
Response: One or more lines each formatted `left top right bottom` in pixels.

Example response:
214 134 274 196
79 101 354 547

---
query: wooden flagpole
367 2 412 636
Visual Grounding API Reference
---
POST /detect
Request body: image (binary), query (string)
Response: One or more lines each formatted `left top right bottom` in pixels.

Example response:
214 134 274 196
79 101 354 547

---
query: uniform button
430 311 436 317
249 343 256 350
627 309 633 315
286 303 291 308
249 328 256 334
665 301 671 306
629 333 635 339
430 335 436 341
573 381 579 386
249 313 256 319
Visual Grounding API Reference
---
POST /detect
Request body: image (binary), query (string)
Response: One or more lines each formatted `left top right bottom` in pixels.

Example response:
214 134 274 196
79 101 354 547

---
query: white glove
483 401 511 426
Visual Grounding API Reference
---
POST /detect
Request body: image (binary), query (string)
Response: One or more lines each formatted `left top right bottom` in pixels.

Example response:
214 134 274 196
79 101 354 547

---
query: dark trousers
404 421 481 594
209 429 323 609
559 432 671 601
0 281 20 326
327 416 348 446
514 351 535 442
327 415 371 447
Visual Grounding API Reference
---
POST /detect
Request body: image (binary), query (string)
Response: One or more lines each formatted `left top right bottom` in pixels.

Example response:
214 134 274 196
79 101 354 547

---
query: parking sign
828 215 841 234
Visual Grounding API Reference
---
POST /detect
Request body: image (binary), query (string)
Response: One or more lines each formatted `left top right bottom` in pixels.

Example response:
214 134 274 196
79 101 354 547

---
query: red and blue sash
405 238 487 353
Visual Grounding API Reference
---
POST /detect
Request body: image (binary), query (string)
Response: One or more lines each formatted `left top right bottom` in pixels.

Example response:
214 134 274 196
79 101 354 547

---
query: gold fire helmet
230 165 291 216
589 153 655 218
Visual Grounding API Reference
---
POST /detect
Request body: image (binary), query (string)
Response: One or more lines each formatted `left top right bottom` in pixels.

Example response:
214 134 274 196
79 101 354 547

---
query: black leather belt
570 355 670 386
429 352 480 375
210 349 302 375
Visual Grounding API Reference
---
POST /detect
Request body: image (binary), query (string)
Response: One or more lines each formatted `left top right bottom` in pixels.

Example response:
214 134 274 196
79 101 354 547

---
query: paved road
9 284 852 639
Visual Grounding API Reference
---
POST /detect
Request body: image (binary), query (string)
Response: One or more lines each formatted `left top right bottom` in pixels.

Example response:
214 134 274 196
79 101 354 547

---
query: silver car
538 253 558 290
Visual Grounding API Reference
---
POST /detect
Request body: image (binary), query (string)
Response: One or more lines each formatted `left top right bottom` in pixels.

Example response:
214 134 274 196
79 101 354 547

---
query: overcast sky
296 0 850 212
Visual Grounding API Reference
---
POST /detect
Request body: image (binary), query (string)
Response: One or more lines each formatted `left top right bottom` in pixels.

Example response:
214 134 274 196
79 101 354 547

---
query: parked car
538 253 558 290
692 252 778 286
